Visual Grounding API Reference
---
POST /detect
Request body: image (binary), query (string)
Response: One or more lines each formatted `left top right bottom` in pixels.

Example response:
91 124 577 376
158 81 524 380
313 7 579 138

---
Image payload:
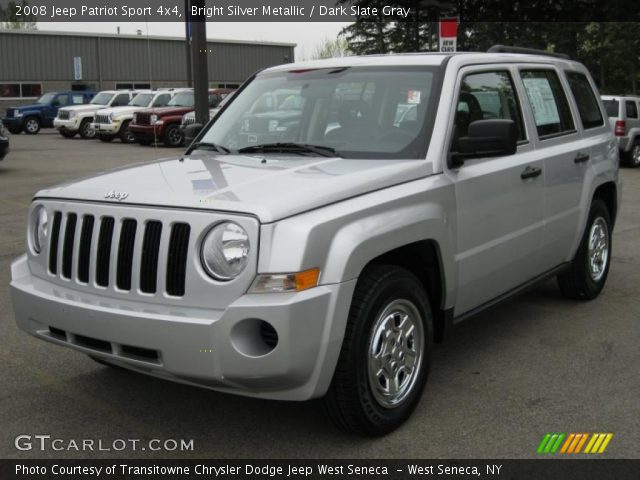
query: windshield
129 93 154 107
90 92 115 105
37 93 56 104
168 92 194 107
199 66 440 159
603 99 619 118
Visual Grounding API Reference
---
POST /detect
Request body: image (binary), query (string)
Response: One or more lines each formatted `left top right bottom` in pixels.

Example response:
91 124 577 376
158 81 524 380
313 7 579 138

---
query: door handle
520 165 542 180
574 152 590 164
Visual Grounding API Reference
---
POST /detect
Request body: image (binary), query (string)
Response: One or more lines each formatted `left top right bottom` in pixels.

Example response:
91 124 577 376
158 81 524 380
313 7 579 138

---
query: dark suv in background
2 91 95 134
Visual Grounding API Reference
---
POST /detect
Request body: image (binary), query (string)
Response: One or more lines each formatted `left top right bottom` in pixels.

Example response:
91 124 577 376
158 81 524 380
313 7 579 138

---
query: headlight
108 113 114 122
15 111 23 117
30 205 49 254
150 114 158 124
69 111 77 119
200 222 250 281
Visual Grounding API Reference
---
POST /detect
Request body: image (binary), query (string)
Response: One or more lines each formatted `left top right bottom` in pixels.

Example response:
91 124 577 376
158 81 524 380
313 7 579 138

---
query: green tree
0 0 37 30
310 37 350 60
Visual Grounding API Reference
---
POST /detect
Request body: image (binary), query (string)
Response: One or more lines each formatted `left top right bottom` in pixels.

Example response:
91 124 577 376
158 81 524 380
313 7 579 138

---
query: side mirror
184 123 204 147
451 119 517 166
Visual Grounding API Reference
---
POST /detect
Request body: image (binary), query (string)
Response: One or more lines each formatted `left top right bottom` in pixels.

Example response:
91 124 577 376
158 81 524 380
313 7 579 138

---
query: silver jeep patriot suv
11 48 620 435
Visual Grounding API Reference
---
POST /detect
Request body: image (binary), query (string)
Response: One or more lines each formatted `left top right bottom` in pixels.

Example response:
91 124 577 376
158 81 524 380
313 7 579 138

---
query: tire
79 118 95 139
59 129 76 138
118 120 136 144
324 264 433 436
627 140 640 168
7 126 21 134
24 116 40 134
163 124 183 147
98 135 114 143
557 199 612 300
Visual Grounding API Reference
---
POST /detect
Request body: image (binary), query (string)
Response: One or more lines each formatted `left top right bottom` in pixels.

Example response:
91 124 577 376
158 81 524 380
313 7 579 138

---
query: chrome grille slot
140 221 162 294
95 114 110 124
61 213 77 279
116 219 137 291
58 110 70 120
48 212 62 274
166 223 190 296
96 217 115 287
77 215 94 283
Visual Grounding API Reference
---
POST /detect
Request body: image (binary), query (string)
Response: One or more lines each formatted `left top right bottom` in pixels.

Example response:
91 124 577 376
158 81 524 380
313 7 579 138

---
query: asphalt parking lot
0 131 638 459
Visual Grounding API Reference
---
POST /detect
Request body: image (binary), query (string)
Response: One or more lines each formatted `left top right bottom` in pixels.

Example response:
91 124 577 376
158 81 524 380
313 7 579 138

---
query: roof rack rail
487 45 570 60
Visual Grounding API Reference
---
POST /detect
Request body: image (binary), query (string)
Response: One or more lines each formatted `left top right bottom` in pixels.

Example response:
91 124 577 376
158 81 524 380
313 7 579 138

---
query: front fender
258 174 457 309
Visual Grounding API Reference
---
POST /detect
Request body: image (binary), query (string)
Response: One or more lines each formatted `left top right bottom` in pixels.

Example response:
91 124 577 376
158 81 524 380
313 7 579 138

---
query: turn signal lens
249 268 320 294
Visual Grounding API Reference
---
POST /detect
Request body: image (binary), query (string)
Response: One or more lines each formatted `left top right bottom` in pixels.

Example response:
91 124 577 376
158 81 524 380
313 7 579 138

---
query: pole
185 0 193 88
190 0 209 124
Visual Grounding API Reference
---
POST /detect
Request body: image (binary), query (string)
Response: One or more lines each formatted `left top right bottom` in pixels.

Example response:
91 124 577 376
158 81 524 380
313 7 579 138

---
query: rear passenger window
71 95 84 105
453 70 526 145
566 72 604 129
626 101 638 119
520 70 575 138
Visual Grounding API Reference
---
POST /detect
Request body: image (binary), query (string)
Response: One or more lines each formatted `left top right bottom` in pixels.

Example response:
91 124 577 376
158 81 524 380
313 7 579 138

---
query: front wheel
324 264 432 436
163 124 183 147
24 116 40 134
119 120 136 144
79 118 95 139
557 199 612 299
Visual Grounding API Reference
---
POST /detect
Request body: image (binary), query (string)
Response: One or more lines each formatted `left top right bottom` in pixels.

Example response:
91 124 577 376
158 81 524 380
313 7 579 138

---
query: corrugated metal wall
0 32 294 83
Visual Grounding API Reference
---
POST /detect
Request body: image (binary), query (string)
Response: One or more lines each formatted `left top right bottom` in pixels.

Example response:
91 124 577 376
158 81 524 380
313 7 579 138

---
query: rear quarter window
565 72 604 129
626 101 638 119
603 99 620 118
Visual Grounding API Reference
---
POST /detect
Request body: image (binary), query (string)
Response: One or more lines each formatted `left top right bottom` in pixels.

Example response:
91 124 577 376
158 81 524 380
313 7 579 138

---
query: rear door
518 67 602 270
448 66 545 315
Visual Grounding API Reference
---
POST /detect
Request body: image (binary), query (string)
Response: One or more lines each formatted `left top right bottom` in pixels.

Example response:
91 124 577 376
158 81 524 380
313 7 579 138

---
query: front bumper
129 123 162 141
10 255 355 401
92 121 121 134
53 118 81 131
2 117 23 129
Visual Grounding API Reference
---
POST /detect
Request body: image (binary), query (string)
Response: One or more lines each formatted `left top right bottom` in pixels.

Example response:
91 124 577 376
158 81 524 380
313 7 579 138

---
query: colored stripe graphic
539 433 613 454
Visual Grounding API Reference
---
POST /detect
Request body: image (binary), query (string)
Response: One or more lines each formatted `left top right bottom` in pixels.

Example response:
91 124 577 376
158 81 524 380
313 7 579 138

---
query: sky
38 22 351 60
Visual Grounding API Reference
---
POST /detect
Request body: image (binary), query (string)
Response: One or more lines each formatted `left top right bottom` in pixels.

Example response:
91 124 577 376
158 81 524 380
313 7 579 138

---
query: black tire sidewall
339 266 433 435
79 118 94 139
119 120 134 143
163 124 182 147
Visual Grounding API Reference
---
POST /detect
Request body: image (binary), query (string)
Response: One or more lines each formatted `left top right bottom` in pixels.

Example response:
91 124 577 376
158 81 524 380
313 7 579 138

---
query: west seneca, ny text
15 463 504 477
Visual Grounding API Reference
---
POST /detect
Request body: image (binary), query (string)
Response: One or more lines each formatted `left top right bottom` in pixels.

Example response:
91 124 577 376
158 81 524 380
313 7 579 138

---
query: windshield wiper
237 142 340 158
189 142 230 155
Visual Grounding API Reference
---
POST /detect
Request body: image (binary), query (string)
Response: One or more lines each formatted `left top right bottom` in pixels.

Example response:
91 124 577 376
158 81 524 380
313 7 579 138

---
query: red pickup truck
128 89 233 146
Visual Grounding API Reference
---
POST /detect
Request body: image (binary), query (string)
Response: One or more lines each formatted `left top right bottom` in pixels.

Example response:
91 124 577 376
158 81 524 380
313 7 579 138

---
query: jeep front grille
58 110 70 120
48 212 190 297
95 114 110 124
135 113 151 125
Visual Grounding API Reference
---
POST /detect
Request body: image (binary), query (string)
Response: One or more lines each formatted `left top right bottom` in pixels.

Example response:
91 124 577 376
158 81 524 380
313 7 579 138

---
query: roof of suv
264 52 580 73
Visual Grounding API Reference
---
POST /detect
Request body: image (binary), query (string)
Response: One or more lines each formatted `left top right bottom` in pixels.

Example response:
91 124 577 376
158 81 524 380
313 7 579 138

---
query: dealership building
0 30 295 110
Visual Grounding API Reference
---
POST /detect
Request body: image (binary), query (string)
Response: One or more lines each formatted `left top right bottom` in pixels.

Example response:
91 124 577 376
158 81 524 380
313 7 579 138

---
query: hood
97 105 140 117
35 154 434 223
139 106 194 116
59 104 103 113
14 103 45 111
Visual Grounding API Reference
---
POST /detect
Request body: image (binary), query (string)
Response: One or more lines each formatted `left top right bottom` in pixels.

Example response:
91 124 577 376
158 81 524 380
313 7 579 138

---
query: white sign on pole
73 57 83 81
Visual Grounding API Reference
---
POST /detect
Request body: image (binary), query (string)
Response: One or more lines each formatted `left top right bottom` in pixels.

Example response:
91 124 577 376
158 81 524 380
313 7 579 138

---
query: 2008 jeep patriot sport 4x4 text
11 48 620 436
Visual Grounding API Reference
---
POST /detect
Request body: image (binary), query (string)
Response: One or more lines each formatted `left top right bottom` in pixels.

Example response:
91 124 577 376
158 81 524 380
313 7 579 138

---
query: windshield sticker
523 78 560 126
407 90 421 104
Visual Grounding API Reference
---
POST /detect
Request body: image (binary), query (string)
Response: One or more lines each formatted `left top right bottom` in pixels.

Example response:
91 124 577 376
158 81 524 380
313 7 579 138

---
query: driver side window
452 70 526 152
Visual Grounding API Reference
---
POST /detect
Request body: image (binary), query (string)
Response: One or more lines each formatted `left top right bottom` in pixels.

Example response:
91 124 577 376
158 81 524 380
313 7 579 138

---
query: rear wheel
627 140 640 168
119 120 136 144
324 264 432 436
557 199 612 299
24 116 40 134
163 124 183 147
79 118 95 139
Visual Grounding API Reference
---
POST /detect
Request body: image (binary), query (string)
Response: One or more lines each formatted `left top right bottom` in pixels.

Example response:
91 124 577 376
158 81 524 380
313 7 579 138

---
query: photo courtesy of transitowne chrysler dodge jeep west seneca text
10 47 620 435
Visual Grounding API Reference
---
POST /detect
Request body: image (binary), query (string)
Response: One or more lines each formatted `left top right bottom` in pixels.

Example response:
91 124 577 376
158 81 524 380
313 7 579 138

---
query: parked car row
1 88 235 148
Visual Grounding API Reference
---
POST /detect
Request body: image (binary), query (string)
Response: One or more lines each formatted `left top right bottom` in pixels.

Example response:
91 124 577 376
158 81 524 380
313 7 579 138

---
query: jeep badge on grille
104 190 129 201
